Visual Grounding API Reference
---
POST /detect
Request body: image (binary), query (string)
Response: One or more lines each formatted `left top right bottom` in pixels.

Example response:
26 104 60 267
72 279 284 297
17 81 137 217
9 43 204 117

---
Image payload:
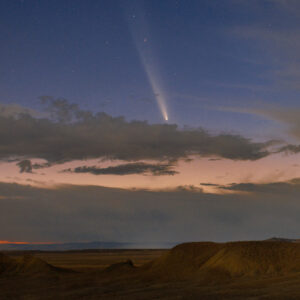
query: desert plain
1 241 300 299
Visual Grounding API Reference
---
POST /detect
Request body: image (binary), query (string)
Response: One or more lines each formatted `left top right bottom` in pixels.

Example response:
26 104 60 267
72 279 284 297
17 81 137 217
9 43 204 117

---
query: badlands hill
144 241 300 281
2 241 300 280
0 252 62 276
2 241 300 299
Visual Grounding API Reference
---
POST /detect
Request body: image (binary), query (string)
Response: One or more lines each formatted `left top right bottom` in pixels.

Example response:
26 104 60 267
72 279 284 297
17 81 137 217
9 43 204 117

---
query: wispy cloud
232 27 300 90
218 103 300 143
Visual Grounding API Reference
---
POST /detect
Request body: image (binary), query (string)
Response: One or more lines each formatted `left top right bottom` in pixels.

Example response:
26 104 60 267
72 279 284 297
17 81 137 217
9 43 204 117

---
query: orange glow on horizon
0 240 28 244
0 240 57 245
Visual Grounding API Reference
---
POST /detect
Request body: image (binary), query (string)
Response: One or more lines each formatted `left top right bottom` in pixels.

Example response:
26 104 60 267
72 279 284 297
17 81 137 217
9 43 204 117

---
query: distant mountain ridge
1 238 299 251
0 241 177 251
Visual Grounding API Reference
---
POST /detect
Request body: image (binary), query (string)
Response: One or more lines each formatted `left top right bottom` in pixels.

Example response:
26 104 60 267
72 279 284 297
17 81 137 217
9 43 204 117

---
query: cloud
225 0 300 93
221 104 300 143
15 160 56 173
0 97 272 165
64 162 178 176
0 103 39 118
278 144 300 153
232 25 300 90
265 0 300 14
1 180 300 243
200 182 222 187
211 1 300 145
174 185 202 192
252 107 300 140
16 160 32 173
219 178 300 194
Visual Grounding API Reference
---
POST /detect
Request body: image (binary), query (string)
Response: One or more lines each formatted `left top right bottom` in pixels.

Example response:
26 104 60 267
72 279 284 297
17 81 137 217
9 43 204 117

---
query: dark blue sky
1 0 300 139
3 1 300 244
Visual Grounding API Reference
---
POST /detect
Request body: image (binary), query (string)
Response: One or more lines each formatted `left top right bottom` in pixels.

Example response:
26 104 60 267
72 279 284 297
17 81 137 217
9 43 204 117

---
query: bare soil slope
0 252 63 276
2 241 300 299
145 241 300 280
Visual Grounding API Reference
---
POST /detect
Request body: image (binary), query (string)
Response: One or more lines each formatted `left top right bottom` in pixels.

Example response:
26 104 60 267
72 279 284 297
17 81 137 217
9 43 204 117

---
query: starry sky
1 0 300 244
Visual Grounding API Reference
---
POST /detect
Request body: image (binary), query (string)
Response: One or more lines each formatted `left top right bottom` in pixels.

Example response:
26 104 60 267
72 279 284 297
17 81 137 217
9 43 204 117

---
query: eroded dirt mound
144 242 222 280
145 241 300 281
104 259 135 274
14 254 61 274
0 253 62 276
0 253 19 274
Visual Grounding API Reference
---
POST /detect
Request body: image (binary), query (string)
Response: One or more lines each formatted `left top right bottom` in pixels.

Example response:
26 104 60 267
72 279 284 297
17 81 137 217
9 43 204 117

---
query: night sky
1 0 300 245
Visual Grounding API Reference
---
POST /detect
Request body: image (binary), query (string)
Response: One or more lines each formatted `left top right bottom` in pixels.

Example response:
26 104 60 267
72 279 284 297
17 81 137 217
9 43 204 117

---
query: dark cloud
175 185 202 192
16 160 32 173
0 97 272 166
277 144 300 154
15 160 56 173
64 162 178 176
200 182 222 187
39 96 81 123
32 161 55 169
219 178 300 194
1 180 300 243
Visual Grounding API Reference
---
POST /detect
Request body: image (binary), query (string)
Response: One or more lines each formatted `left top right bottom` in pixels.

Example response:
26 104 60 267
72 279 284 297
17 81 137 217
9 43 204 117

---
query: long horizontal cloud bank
1 181 300 243
0 98 272 165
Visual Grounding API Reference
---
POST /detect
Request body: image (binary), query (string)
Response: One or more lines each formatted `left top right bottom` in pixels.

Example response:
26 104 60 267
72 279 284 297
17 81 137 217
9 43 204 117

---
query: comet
127 3 169 122
141 56 169 122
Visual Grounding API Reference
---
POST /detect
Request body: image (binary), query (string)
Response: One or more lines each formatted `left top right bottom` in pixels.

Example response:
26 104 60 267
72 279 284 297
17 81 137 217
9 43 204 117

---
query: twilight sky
1 0 300 244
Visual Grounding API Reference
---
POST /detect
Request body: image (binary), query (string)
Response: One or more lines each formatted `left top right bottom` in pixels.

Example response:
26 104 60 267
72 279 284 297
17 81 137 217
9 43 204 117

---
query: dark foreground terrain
1 241 300 299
